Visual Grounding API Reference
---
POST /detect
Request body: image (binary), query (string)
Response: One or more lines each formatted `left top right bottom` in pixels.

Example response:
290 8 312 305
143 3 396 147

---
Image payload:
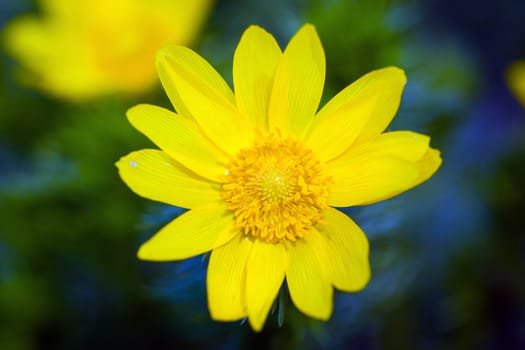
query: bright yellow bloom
116 24 442 331
507 60 525 107
3 0 212 100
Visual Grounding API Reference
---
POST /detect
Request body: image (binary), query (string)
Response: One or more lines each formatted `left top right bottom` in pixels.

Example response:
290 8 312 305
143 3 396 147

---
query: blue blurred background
1 0 524 349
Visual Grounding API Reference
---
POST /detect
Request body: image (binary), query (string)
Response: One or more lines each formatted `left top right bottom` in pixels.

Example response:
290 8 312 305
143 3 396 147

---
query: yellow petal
268 24 325 137
315 67 406 144
506 60 525 107
356 67 407 142
233 25 282 130
286 230 333 320
246 240 287 331
327 156 419 207
156 54 192 118
207 234 252 321
137 203 238 261
305 92 379 162
116 149 221 209
362 131 430 161
156 45 254 155
127 104 229 182
413 148 443 185
328 131 431 169
316 208 370 291
326 131 439 206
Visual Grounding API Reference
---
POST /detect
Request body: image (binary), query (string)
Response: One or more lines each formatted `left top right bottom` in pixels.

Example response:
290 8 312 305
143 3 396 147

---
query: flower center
221 133 330 243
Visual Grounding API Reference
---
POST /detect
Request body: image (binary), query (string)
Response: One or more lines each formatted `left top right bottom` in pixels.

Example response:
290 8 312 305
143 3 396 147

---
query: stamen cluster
222 133 330 243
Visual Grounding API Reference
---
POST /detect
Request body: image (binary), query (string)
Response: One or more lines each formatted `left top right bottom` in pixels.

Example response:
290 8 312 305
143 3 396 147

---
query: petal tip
114 160 124 172
248 316 265 332
289 23 320 44
432 149 444 169
114 153 135 172
136 239 171 262
319 309 333 321
244 24 265 33
396 66 408 84
297 23 320 41
125 104 144 123
372 66 407 86
300 23 317 32
207 302 247 323
136 243 151 260
155 47 168 61
347 270 372 293
155 45 180 64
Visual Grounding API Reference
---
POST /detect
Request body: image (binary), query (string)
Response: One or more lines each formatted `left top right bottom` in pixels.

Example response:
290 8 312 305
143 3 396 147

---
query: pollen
221 133 330 243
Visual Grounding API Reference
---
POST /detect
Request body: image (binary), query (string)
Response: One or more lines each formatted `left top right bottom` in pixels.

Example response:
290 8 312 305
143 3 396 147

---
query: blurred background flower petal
3 0 214 100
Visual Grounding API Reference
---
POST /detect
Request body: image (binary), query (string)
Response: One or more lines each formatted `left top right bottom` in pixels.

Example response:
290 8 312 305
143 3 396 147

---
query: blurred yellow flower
507 60 525 107
116 24 442 331
3 0 213 100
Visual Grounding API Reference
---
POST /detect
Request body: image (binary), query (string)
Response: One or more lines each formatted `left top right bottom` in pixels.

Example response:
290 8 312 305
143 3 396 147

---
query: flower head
116 24 442 331
3 0 213 100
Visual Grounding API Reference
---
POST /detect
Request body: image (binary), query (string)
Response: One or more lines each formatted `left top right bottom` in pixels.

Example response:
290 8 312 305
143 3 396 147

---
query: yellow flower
3 0 213 100
116 24 442 331
507 60 525 107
